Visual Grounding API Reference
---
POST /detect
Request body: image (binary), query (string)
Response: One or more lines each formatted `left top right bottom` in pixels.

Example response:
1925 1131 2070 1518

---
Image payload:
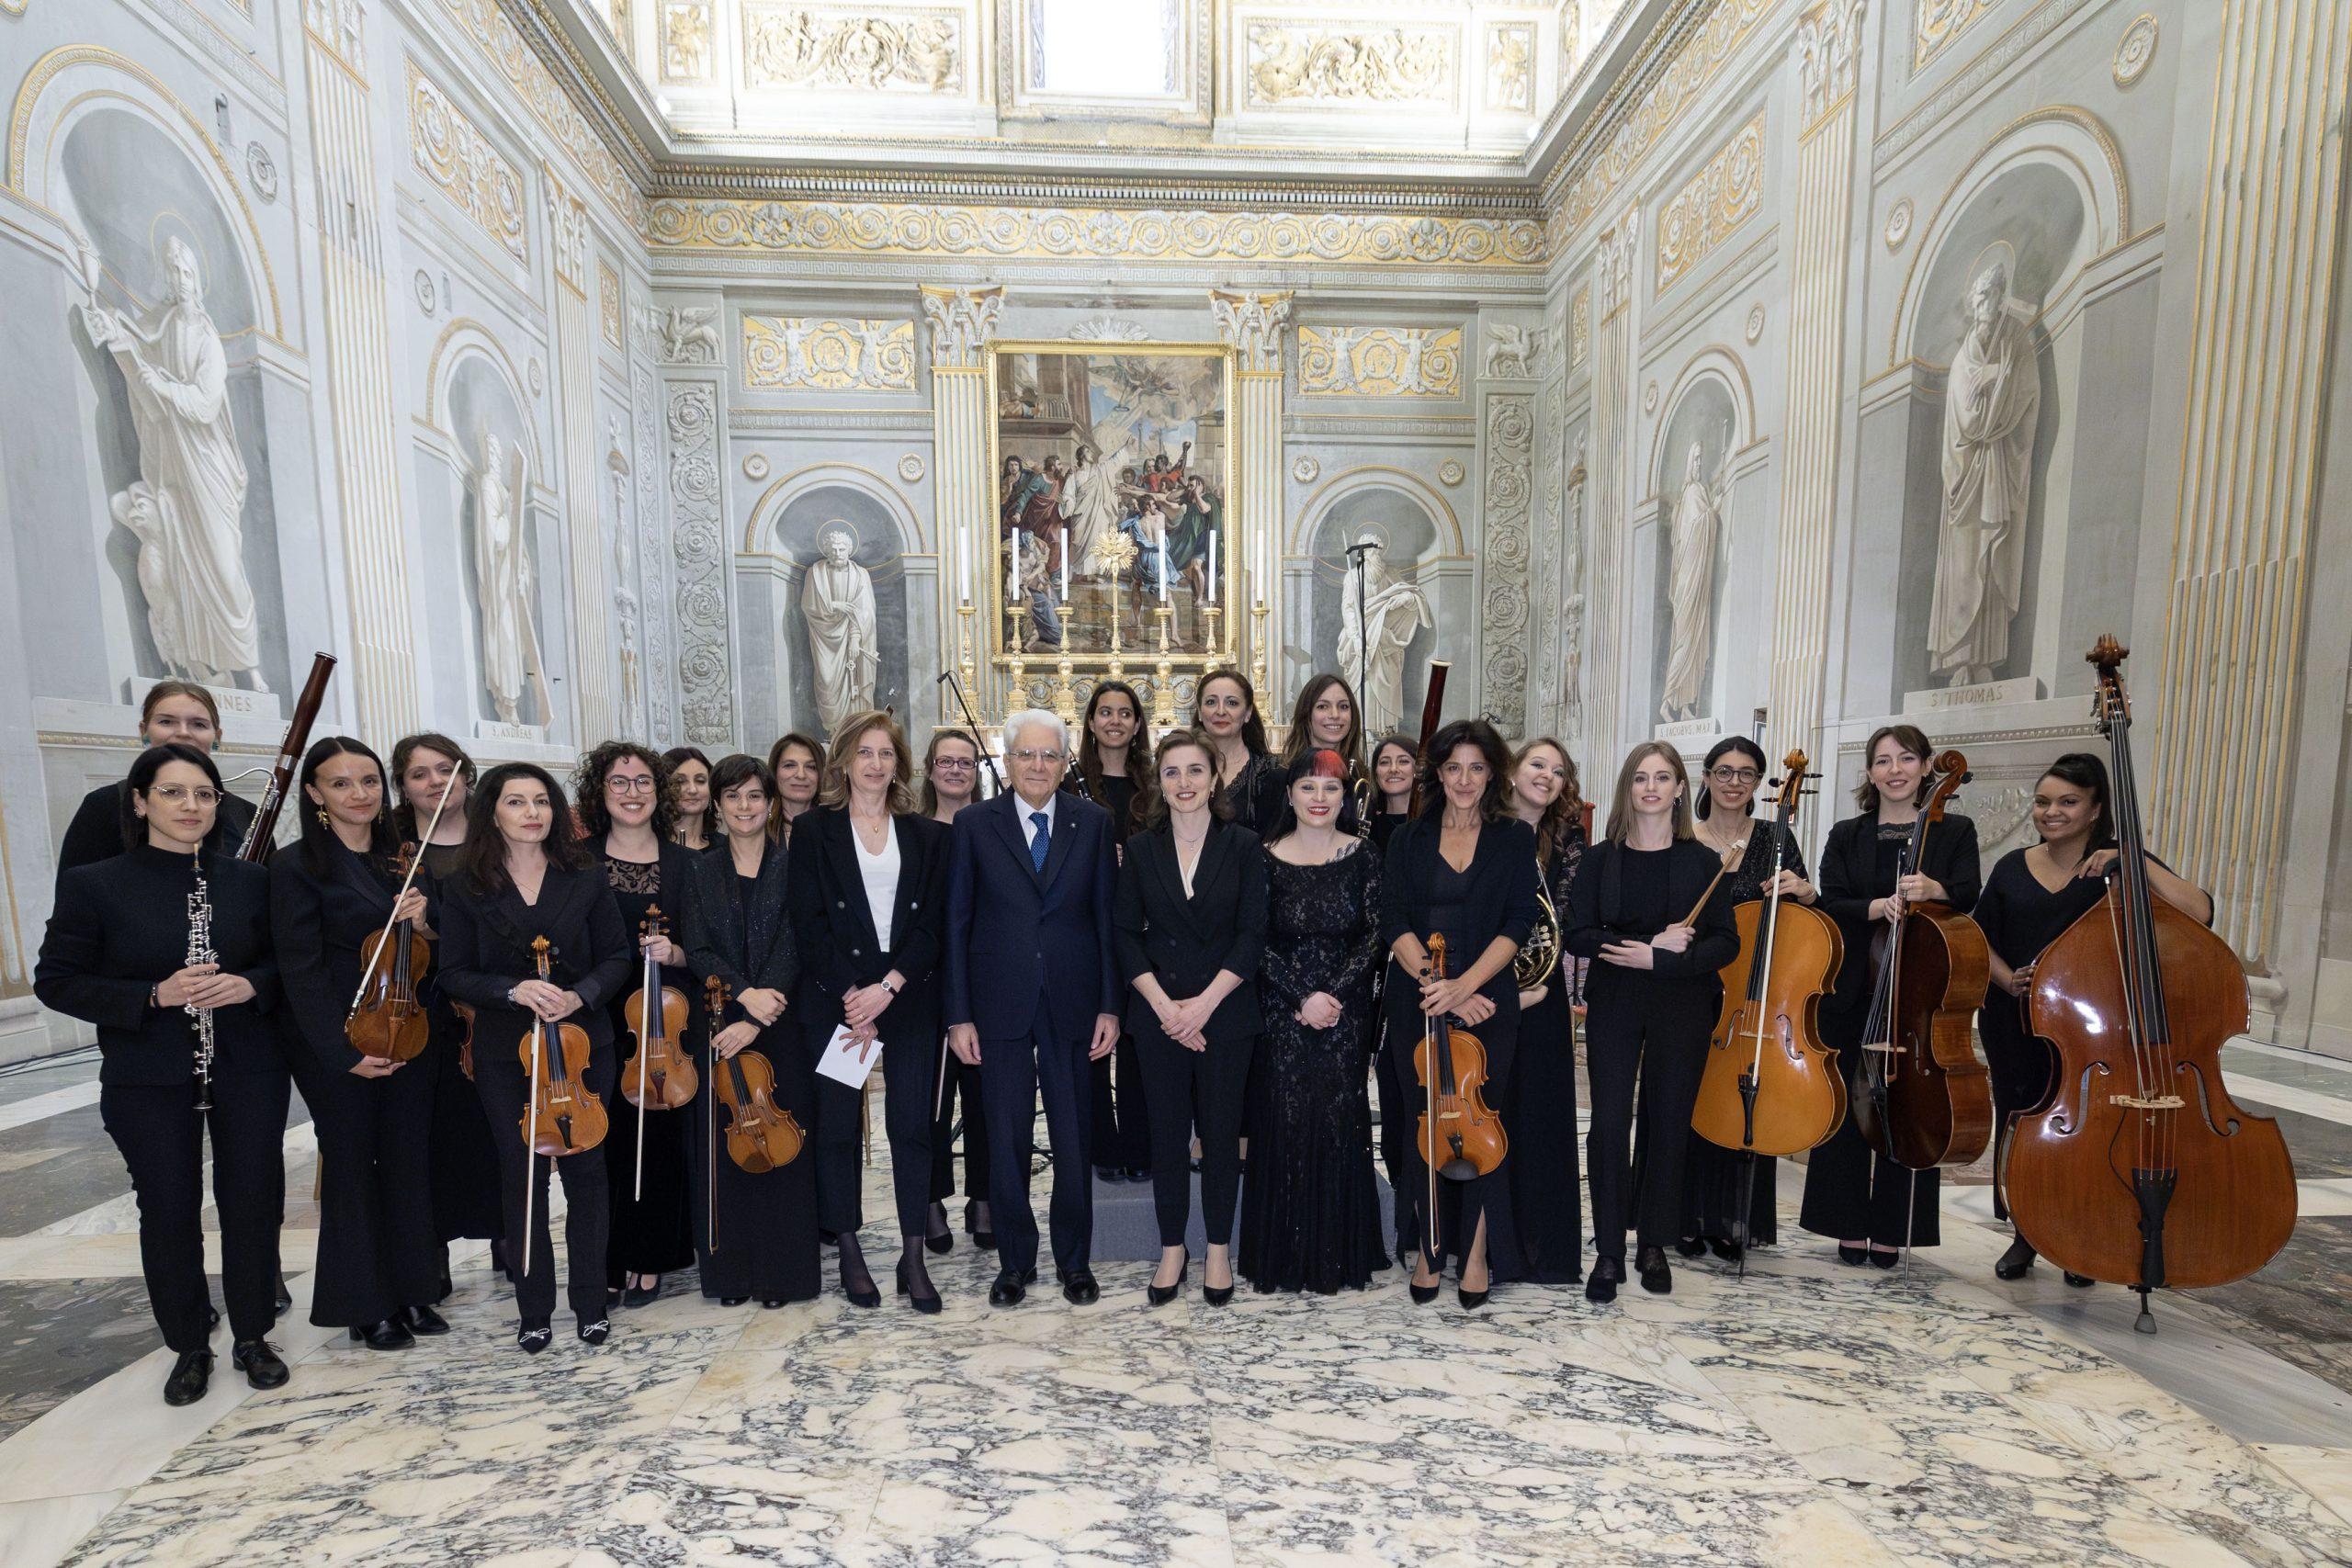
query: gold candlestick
1054 658 1080 728
1004 604 1029 722
1202 603 1223 661
958 603 978 699
1250 601 1269 695
1151 606 1178 728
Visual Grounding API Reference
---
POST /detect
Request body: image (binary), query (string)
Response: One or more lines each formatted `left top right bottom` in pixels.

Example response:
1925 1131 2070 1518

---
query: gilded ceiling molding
650 164 1536 218
1656 109 1764 290
408 63 530 265
650 198 1544 267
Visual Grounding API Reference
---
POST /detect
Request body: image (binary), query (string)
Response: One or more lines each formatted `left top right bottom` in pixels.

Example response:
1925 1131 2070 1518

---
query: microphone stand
1344 539 1377 728
935 669 1006 796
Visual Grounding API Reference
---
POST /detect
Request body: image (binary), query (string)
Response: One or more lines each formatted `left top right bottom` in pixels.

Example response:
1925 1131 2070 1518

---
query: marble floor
1 1043 2349 1566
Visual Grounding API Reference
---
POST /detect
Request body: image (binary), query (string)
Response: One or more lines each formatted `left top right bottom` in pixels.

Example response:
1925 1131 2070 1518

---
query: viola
622 906 696 1111
516 936 607 1159
1412 931 1506 1194
2007 637 2295 1329
345 843 432 1062
1849 750 1994 1171
1692 752 1847 1180
705 977 804 1174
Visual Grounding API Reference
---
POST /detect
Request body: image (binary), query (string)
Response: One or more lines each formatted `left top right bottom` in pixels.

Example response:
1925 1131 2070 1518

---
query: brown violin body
1412 932 1506 1180
1852 902 1993 1169
516 938 606 1156
1695 898 1846 1156
451 999 477 1081
622 907 697 1110
715 1048 804 1173
347 923 433 1062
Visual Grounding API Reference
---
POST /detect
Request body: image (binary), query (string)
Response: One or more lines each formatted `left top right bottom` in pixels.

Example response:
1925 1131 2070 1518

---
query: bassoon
237 652 336 860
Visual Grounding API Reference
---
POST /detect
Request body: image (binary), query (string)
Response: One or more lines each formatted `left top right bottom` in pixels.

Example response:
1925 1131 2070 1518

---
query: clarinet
186 858 218 1111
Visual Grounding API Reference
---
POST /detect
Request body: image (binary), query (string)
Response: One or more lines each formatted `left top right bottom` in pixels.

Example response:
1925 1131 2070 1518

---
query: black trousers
1089 1033 1150 1172
930 1052 990 1211
308 1054 443 1327
1584 980 1713 1262
474 1054 613 1322
813 1026 938 1239
1980 998 2050 1222
100 1075 288 1354
1136 1023 1254 1248
980 1009 1093 1276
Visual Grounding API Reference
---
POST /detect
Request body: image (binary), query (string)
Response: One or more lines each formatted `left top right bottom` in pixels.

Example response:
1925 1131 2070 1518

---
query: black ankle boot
1995 1235 2038 1280
1636 1246 1673 1295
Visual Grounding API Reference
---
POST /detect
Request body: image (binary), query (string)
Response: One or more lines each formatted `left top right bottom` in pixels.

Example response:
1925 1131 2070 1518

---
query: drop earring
316 807 331 827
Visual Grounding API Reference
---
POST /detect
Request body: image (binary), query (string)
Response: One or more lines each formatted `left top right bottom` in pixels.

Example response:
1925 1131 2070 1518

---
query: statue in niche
800 525 879 734
81 236 268 691
471 430 551 726
1336 534 1433 735
606 417 640 719
1928 263 2041 687
1659 441 1726 723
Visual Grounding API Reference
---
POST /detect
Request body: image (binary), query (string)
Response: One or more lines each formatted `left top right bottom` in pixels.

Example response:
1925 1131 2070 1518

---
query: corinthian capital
1209 288 1295 375
1793 0 1867 130
1597 209 1641 319
920 284 1005 370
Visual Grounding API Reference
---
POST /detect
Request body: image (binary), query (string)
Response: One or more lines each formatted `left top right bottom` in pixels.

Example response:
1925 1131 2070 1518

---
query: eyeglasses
1710 767 1761 785
607 777 659 795
932 759 977 772
149 785 221 807
1008 749 1067 765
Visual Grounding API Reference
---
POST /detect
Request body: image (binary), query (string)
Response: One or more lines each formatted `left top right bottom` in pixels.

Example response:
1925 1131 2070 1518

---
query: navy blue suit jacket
944 789 1118 1043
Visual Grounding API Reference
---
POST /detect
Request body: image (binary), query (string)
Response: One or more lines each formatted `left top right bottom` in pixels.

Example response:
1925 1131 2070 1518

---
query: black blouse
1066 771 1142 846
435 864 632 1054
1377 815 1544 999
1563 837 1742 997
684 841 799 1026
36 844 282 1086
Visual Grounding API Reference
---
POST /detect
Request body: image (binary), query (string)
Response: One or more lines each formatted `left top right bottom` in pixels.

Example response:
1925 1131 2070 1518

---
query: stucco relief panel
406 64 528 265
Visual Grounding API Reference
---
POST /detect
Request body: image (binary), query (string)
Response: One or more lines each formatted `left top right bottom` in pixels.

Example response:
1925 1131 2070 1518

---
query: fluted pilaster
546 165 618 742
1582 212 1638 769
921 284 1005 713
1211 289 1292 699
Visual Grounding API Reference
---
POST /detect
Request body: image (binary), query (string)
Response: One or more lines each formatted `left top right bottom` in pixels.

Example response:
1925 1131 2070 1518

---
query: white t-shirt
858 822 901 952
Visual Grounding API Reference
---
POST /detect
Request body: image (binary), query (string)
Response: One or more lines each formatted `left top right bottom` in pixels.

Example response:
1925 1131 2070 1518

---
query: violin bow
521 941 548 1281
345 766 459 1017
634 911 656 1204
705 976 726 1256
1680 838 1749 927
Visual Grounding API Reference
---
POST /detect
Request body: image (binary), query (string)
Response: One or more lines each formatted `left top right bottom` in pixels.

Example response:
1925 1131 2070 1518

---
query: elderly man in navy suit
944 708 1121 1306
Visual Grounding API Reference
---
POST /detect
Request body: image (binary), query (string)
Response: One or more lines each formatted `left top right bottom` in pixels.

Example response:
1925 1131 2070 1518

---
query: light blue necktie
1029 810 1050 874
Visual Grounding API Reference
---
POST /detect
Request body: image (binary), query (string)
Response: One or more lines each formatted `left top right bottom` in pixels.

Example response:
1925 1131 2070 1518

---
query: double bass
1850 750 1993 1171
2006 637 2295 1331
1691 753 1846 1206
345 843 432 1062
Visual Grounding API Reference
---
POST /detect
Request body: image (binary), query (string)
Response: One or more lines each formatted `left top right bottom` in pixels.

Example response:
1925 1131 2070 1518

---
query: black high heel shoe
840 1257 881 1309
621 1277 662 1309
1148 1248 1190 1306
926 1201 955 1256
896 1258 943 1315
1675 1235 1707 1258
1456 1283 1489 1311
965 1200 995 1252
1708 1237 1743 1263
1869 1248 1900 1270
1203 1256 1234 1307
1995 1235 2038 1280
1837 1243 1870 1266
516 1319 552 1355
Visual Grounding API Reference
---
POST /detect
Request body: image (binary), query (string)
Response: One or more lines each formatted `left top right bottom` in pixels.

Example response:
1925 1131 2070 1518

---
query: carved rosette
1482 394 1534 736
667 384 733 747
1209 288 1294 375
919 284 1004 371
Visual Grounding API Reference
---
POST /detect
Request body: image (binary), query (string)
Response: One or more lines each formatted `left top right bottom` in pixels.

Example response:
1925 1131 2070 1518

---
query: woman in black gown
1975 752 2211 1282
1193 668 1285 833
1069 680 1151 1185
1380 719 1544 1310
1675 737 1817 1261
1240 749 1387 1293
577 742 700 1310
684 754 821 1308
1502 737 1587 1285
1798 726 1981 1265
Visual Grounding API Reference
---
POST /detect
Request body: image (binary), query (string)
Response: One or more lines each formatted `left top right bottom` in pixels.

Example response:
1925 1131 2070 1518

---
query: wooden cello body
1692 752 1847 1158
2006 638 2294 1315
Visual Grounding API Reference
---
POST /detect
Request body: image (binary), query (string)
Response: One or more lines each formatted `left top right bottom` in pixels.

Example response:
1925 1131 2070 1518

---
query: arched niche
739 467 926 742
1645 371 1744 727
1287 468 1461 731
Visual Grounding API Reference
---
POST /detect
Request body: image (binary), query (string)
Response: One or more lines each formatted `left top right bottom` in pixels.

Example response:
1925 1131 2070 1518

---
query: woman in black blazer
35 744 288 1405
271 739 445 1351
1114 730 1268 1306
1378 720 1544 1310
685 753 820 1309
54 682 257 880
788 712 952 1313
436 763 631 1352
1565 743 1740 1303
1798 725 1983 1264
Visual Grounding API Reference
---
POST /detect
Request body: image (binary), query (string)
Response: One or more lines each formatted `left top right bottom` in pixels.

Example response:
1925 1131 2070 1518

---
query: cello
345 843 433 1062
1691 753 1846 1232
1850 750 1994 1172
2007 637 2295 1331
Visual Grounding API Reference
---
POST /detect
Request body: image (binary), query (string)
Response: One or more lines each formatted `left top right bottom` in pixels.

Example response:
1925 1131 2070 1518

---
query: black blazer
58 780 258 883
436 865 631 1056
36 844 283 1086
943 791 1119 1041
786 807 947 1044
1563 838 1742 1001
271 842 434 1075
1113 819 1268 1043
684 840 800 1028
1816 810 1983 1019
1378 815 1544 1033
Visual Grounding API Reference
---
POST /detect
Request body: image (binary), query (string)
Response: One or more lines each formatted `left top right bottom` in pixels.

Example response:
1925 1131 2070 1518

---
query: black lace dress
1238 842 1389 1292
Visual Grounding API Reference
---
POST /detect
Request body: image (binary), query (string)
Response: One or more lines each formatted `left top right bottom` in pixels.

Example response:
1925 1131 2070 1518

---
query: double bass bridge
2108 1093 2184 1111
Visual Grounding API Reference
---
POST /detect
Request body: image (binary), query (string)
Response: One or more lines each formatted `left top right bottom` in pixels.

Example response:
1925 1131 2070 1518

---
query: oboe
186 859 218 1112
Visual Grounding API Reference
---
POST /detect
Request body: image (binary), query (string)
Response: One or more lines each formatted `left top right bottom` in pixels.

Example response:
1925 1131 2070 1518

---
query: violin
705 977 804 1174
1412 932 1506 1193
1850 750 1994 1170
622 907 696 1111
516 936 607 1158
2007 637 2295 1329
345 843 432 1062
1692 752 1847 1185
451 999 477 1081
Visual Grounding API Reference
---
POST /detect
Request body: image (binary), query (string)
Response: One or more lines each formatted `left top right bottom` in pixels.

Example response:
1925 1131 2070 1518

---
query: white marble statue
81 237 267 691
1928 263 2041 686
1659 441 1726 723
1336 534 1433 735
471 430 549 726
800 525 879 734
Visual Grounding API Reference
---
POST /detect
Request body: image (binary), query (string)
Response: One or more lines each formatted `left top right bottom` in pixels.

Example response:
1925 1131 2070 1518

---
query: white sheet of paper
815 1024 880 1089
